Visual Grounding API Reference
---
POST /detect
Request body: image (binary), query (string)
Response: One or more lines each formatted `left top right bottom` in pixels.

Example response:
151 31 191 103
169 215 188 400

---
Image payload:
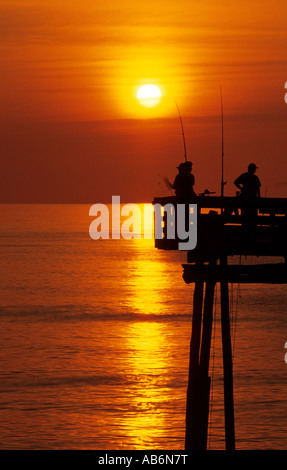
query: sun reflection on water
125 246 171 315
123 321 177 448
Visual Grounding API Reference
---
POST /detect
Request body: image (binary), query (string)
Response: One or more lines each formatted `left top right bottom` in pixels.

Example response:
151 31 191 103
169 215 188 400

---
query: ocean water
0 204 286 450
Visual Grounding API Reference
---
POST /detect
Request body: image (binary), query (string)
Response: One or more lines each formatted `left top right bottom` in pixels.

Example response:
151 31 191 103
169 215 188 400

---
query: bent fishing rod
175 101 187 162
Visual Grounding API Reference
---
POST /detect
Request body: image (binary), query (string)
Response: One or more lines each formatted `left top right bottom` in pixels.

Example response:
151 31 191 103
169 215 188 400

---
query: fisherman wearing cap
234 163 261 220
234 163 261 199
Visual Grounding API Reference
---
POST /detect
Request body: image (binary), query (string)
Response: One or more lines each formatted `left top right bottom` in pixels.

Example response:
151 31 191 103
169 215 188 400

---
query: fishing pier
152 195 287 450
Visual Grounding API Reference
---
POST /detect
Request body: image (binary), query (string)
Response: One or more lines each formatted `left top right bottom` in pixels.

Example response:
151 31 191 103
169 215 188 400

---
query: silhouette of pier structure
152 195 287 450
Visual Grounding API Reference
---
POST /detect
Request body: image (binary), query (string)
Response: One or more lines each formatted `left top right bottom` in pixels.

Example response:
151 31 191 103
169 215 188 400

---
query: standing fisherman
234 163 261 219
234 163 261 199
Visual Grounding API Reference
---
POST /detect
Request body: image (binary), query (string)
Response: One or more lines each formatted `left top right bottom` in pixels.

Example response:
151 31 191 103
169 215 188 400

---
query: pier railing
152 195 287 261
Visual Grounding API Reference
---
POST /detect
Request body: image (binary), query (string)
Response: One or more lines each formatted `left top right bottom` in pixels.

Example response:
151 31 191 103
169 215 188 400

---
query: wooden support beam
199 280 216 449
185 270 216 450
185 280 204 450
200 281 216 376
220 258 236 450
183 263 287 284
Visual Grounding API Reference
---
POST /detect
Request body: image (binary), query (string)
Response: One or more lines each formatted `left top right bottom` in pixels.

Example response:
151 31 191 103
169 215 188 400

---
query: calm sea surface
0 204 286 450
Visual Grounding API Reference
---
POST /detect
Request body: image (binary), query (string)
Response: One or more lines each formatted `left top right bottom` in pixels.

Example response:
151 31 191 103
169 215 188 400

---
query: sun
137 84 162 108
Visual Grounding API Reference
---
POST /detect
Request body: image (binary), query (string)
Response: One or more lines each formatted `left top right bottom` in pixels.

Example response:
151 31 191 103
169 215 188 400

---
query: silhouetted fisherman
234 163 261 220
173 161 196 203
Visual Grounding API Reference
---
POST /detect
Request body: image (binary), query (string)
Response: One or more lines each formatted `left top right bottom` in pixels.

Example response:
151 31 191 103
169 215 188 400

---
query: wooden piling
200 280 216 375
185 279 204 450
199 279 216 449
185 263 216 450
220 257 236 450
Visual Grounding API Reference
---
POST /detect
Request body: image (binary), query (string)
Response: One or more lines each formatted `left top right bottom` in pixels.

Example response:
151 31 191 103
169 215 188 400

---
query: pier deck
153 195 287 263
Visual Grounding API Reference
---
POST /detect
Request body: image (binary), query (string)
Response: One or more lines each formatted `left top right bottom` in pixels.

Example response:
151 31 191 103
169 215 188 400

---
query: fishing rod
175 101 187 162
220 85 225 198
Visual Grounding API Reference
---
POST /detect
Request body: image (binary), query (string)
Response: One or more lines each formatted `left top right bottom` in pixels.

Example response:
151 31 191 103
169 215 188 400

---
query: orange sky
1 0 287 202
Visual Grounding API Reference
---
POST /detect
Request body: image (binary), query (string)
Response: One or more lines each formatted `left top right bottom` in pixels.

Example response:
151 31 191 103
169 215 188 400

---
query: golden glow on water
126 245 170 315
1 205 287 450
117 203 173 315
123 321 173 448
